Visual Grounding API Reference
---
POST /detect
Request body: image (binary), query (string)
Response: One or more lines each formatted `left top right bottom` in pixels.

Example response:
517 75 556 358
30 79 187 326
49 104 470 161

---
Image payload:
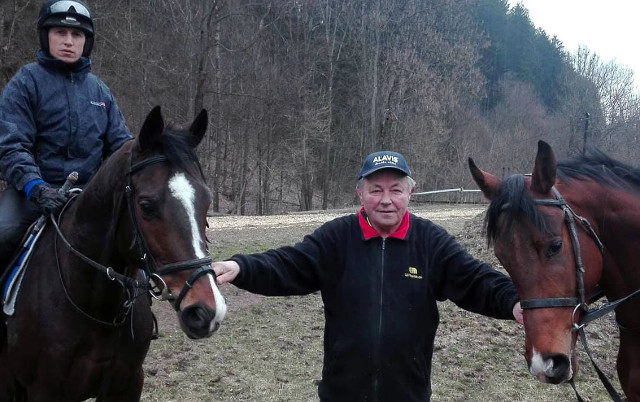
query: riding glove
30 184 68 215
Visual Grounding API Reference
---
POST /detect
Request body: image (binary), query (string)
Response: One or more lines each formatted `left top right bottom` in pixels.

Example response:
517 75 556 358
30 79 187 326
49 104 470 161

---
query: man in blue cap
354 150 414 238
213 151 523 401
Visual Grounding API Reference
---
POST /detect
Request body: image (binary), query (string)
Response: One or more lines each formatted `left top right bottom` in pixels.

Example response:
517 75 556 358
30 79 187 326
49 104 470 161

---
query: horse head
122 106 226 339
468 140 603 385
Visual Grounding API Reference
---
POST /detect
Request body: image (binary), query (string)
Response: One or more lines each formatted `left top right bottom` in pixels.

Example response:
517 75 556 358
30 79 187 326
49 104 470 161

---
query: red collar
358 207 410 240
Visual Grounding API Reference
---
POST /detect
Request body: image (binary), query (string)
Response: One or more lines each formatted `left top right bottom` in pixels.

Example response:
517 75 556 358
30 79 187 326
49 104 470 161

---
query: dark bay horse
0 106 226 401
468 140 640 401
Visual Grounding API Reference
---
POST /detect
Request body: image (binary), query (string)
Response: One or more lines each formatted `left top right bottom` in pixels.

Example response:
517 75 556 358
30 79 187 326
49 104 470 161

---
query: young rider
0 0 132 271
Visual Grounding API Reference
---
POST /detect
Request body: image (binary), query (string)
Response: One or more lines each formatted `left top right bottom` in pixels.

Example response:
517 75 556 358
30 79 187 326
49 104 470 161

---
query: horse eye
546 241 562 258
139 200 158 217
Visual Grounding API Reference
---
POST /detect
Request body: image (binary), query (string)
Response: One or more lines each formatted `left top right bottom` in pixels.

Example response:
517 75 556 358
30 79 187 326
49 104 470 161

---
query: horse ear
187 109 208 148
468 157 501 200
531 140 556 194
138 106 164 151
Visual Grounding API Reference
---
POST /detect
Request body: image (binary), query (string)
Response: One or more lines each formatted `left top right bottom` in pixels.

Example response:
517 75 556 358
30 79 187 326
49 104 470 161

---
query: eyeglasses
49 1 91 19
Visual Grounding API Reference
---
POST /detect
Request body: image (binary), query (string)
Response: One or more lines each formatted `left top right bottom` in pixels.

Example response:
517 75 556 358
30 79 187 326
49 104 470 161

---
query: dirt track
205 204 487 259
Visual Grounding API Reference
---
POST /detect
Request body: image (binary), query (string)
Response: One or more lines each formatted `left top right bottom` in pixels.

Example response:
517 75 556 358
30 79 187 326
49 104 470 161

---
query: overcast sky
507 0 639 85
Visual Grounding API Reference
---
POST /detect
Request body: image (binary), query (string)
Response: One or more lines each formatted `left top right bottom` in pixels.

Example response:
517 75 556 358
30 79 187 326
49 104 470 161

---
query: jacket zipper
67 72 78 158
373 238 386 400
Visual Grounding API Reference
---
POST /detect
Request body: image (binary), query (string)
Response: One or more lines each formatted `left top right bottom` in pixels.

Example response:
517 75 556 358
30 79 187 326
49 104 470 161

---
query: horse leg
97 297 152 402
617 329 640 402
0 371 15 402
8 385 26 402
95 367 144 402
0 384 26 402
0 327 25 402
0 378 26 402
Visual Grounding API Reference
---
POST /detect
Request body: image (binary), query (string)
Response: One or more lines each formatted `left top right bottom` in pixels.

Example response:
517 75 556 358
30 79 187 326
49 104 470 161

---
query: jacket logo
90 101 106 107
404 266 422 280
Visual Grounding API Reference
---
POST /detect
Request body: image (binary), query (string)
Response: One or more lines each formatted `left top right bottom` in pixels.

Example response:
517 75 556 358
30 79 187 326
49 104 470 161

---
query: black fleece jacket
230 212 518 402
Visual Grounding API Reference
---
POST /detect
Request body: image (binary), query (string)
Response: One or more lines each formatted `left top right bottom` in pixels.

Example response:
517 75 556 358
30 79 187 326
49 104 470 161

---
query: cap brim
359 166 410 179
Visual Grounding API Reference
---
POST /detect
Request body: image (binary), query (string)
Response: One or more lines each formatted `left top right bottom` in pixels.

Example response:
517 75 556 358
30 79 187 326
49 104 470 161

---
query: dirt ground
141 204 621 402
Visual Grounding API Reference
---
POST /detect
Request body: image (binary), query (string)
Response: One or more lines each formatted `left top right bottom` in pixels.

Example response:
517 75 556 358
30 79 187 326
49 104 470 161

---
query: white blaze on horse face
168 173 204 258
168 173 227 325
208 273 227 329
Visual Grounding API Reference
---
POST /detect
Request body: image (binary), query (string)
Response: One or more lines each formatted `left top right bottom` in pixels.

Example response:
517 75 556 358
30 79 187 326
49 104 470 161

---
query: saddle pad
3 221 46 316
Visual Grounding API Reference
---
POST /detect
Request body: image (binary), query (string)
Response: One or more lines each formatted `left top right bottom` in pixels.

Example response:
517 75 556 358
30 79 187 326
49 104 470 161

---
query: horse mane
556 147 640 191
484 147 640 245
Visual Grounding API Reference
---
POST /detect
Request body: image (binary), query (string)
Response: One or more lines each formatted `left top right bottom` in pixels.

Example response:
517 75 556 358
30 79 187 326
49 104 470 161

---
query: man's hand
212 260 240 284
30 184 68 215
513 301 524 325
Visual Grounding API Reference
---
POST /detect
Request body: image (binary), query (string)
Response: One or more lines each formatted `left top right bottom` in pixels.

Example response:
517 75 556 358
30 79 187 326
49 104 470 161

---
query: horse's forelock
146 125 204 180
485 175 550 245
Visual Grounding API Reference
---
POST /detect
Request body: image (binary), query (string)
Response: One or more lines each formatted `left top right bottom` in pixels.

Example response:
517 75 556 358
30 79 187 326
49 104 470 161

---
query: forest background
2 0 638 215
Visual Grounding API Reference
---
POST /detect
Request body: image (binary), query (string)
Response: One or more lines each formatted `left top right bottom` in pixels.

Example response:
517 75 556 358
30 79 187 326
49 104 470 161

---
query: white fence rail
413 187 485 204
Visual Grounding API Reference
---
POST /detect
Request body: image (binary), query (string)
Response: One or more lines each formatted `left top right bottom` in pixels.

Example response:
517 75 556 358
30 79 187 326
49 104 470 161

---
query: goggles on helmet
48 1 91 19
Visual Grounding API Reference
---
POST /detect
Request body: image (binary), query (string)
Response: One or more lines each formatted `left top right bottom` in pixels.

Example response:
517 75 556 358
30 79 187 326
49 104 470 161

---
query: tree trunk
212 18 222 212
370 0 381 150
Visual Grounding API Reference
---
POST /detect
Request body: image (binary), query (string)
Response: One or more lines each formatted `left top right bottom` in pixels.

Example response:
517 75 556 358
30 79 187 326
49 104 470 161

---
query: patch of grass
210 245 269 261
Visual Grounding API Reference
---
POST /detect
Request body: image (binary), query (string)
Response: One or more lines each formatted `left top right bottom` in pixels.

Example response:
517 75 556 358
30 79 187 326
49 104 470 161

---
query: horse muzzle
179 302 220 339
529 351 574 384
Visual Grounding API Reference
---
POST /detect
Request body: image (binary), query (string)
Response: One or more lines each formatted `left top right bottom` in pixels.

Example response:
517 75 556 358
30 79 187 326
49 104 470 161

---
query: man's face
48 27 85 63
356 169 413 236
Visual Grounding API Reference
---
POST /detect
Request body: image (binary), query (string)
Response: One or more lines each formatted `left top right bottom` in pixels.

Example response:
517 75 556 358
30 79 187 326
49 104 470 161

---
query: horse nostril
180 303 215 339
546 354 572 384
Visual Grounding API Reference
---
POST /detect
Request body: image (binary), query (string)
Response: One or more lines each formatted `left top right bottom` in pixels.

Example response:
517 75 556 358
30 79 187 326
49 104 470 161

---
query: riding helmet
37 0 95 57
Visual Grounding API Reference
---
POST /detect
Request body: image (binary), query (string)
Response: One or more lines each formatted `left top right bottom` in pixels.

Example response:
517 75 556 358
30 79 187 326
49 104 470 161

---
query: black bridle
519 186 603 313
125 154 215 311
522 186 640 323
51 154 215 326
520 185 640 402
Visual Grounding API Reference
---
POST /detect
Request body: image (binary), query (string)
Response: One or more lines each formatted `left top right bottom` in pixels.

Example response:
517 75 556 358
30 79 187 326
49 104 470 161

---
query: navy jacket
231 211 519 402
0 50 131 191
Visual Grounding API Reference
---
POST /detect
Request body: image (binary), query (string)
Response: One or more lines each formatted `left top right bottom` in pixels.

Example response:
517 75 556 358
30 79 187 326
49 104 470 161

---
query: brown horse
469 140 640 401
0 106 226 401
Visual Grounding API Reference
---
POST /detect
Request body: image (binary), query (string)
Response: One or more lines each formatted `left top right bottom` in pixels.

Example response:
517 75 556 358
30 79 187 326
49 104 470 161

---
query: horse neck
52 144 145 321
62 146 132 269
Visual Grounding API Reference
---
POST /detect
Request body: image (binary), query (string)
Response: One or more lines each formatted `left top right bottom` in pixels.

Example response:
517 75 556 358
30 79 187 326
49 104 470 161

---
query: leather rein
50 154 215 326
520 185 640 401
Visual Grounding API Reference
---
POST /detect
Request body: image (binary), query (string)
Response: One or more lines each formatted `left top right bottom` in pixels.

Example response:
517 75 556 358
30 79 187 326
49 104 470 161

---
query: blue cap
358 151 411 179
